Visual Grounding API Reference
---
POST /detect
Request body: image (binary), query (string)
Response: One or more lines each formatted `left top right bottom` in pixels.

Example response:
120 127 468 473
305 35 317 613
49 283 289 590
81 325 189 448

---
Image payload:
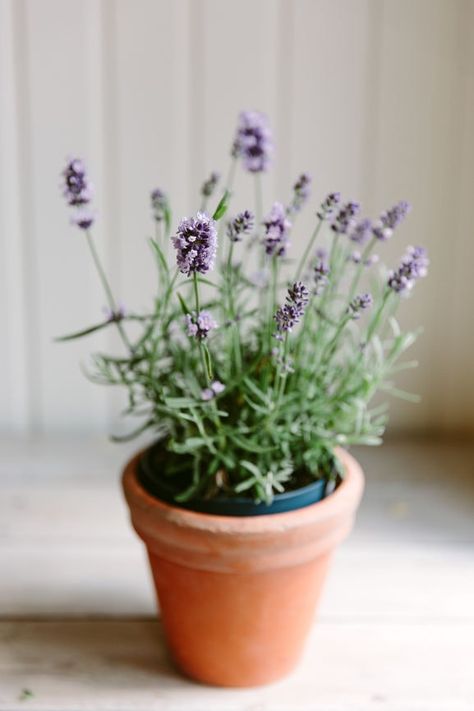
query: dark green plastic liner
138 443 328 517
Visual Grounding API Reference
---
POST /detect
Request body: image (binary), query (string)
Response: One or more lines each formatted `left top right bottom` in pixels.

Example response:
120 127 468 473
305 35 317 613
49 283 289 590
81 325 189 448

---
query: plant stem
294 217 323 282
85 230 131 350
267 256 278 348
193 270 201 314
276 333 290 408
226 241 242 372
337 289 393 397
348 236 377 302
217 158 238 264
318 314 351 368
192 272 209 383
255 172 263 235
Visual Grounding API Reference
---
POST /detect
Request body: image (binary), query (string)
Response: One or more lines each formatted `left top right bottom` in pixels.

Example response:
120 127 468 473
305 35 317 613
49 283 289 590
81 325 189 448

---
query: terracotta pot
122 447 364 687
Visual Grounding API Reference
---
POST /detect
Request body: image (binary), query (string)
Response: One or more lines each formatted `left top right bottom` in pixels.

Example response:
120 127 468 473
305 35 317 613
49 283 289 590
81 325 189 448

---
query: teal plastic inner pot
137 443 329 517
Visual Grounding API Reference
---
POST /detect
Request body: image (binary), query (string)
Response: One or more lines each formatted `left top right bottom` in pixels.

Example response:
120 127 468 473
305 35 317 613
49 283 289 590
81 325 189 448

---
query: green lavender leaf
55 320 113 341
212 190 230 221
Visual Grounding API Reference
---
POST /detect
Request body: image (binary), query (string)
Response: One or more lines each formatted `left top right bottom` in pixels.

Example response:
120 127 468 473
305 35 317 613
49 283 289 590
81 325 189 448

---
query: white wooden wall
1 0 473 436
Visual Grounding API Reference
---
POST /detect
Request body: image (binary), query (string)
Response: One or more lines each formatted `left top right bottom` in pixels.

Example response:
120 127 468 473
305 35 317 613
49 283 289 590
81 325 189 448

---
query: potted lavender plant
59 111 428 687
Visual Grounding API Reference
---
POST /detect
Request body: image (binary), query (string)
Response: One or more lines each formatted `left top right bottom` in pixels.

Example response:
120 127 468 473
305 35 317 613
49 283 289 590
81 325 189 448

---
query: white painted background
0 0 473 437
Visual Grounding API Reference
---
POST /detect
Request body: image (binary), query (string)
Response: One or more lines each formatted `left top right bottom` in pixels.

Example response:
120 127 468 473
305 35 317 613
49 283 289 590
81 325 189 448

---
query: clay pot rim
123 446 364 536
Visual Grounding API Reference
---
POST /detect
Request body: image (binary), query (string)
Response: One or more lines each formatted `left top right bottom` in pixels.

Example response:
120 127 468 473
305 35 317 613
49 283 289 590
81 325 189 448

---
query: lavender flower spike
227 210 254 242
373 200 411 241
185 310 218 340
289 173 312 213
348 293 373 319
317 192 341 220
349 218 372 245
313 258 330 295
151 188 168 222
233 111 273 173
388 246 429 294
331 201 361 235
172 212 217 275
201 171 220 199
274 282 309 334
70 209 95 231
263 202 291 257
62 158 93 206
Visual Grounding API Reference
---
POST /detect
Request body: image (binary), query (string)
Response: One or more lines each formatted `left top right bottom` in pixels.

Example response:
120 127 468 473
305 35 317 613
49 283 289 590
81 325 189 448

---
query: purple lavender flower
201 171 220 198
70 209 95 231
274 282 309 334
373 200 411 241
317 192 341 220
227 210 254 242
201 380 225 401
151 188 168 222
287 281 310 308
289 173 312 213
349 250 361 264
233 111 272 173
365 254 379 267
62 158 93 206
172 212 217 275
348 293 373 319
349 218 372 245
331 201 361 234
383 200 411 229
104 304 126 322
185 310 217 340
263 202 291 257
388 246 429 294
313 258 330 295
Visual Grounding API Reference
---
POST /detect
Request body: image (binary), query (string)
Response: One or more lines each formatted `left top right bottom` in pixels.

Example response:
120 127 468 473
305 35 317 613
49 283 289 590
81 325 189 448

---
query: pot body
122 448 364 687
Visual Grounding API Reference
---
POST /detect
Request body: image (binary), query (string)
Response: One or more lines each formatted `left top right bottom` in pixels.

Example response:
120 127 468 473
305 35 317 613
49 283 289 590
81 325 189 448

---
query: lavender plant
59 113 428 504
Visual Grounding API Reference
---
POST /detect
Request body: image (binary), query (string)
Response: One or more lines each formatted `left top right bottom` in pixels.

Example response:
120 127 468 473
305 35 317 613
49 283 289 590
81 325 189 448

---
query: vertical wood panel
193 0 280 219
100 0 194 434
20 0 108 432
286 0 374 303
443 0 474 433
0 0 473 435
0 0 29 431
110 0 192 311
368 0 469 431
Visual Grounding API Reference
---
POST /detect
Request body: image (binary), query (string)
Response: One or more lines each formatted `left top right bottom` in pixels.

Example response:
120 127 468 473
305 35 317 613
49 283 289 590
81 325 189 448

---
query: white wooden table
1 437 473 710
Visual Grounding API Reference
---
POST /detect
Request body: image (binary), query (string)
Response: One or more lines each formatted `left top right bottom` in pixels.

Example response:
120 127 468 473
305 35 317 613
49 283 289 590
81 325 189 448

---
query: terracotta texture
122 448 364 687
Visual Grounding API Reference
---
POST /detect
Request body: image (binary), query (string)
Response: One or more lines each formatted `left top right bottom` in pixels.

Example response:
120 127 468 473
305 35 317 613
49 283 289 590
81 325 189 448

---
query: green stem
255 172 264 262
365 288 392 344
294 217 323 282
85 230 131 350
276 333 290 409
193 270 201 314
226 241 242 372
265 256 278 348
255 172 263 231
318 314 351 368
193 274 225 444
314 232 341 347
348 236 377 302
192 272 208 382
337 289 393 396
217 158 238 264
